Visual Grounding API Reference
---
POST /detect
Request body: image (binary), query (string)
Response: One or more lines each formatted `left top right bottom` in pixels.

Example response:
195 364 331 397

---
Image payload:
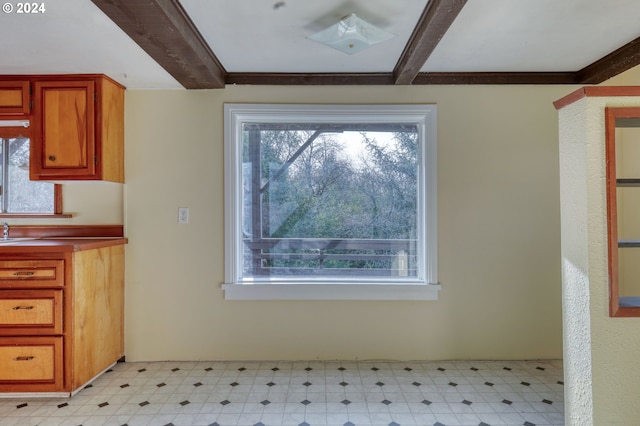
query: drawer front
0 260 64 288
0 337 63 384
0 290 63 334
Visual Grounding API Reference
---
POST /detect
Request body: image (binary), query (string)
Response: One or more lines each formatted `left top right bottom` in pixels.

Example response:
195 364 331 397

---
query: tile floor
0 360 564 426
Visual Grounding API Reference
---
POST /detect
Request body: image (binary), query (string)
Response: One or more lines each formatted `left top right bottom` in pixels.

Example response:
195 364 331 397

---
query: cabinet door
31 80 96 180
0 81 30 115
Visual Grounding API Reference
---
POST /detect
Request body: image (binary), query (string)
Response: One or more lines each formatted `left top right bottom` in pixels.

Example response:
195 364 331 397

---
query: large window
223 104 438 300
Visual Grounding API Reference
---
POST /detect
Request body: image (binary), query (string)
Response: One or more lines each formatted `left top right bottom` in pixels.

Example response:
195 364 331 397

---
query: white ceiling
1 0 639 89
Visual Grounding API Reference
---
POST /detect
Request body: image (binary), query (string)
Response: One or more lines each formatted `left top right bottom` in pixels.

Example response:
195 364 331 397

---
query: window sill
221 282 441 301
0 213 72 218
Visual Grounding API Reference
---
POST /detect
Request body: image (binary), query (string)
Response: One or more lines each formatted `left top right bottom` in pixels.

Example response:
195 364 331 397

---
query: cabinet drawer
0 290 63 334
0 260 64 288
0 337 62 383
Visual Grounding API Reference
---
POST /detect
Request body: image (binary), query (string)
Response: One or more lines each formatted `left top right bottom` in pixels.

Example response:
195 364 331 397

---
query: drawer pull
13 356 34 361
12 305 34 310
12 271 35 276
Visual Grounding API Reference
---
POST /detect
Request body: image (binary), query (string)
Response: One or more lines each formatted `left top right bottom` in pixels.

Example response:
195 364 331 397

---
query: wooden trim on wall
554 87 640 110
605 107 640 318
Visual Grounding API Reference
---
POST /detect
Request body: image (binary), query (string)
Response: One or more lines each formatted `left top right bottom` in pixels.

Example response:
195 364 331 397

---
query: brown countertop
0 237 128 253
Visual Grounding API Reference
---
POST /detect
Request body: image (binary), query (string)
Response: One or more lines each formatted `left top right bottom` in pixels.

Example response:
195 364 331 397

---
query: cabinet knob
48 155 56 162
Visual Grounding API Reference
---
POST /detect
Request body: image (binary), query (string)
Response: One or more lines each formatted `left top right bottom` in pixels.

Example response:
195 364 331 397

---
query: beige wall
123 84 566 361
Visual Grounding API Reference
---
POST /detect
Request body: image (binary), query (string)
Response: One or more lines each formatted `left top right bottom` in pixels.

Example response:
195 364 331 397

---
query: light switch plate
178 207 189 224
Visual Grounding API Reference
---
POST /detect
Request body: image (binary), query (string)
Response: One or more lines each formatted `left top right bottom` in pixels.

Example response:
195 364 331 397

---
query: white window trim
223 104 439 300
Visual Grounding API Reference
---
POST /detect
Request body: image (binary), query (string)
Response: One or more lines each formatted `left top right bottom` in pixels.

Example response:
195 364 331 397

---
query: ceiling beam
90 0 226 89
413 72 578 85
393 0 468 85
226 73 394 86
576 36 640 84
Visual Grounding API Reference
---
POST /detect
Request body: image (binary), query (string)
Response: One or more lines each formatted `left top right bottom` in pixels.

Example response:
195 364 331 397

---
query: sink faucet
2 222 8 240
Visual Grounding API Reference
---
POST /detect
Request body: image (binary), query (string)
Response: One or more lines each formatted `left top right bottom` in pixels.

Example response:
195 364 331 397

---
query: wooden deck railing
243 238 417 277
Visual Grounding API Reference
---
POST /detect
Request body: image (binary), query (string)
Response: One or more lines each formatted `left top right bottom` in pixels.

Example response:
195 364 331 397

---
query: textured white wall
558 92 640 425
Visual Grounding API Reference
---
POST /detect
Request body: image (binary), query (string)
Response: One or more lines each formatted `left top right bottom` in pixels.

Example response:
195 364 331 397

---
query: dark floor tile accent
253 423 265 426
157 383 166 388
209 423 220 426
230 382 239 387
344 422 355 426
16 403 27 409
305 367 313 371
502 399 513 405
479 422 490 426
98 402 109 408
204 367 213 371
437 367 446 371
179 400 190 406
470 367 479 371
434 422 445 426
57 402 68 408
422 399 432 405
558 380 565 385
381 399 392 405
137 368 146 373
412 381 421 386
238 367 246 371
521 382 530 386
266 382 276 387
194 382 203 387
503 367 512 371
536 367 545 371
485 382 494 386
390 422 401 426
220 400 230 405
85 384 94 389
462 400 472 405
542 399 553 405
171 368 180 372
404 367 413 371
448 382 458 387
272 367 279 371
301 399 311 406
524 422 536 426
120 383 130 388
299 423 310 426
341 399 351 405
338 367 346 371
139 401 150 407
376 381 385 386
164 423 174 426
303 381 312 387
371 367 379 371
260 400 270 406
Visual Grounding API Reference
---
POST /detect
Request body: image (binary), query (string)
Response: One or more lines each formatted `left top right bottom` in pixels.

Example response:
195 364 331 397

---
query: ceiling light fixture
307 13 395 54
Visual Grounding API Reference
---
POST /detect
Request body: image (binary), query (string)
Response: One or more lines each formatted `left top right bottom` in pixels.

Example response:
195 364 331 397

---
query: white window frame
223 104 439 300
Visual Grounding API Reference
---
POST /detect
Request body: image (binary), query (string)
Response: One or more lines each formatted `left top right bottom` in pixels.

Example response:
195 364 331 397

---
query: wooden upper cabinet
30 76 124 182
0 81 30 115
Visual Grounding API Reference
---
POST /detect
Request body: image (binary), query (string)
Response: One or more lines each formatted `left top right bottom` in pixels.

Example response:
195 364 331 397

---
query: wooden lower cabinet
0 245 124 395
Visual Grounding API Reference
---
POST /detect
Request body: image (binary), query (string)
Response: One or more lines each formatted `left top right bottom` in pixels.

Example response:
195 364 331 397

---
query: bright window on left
0 127 58 214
